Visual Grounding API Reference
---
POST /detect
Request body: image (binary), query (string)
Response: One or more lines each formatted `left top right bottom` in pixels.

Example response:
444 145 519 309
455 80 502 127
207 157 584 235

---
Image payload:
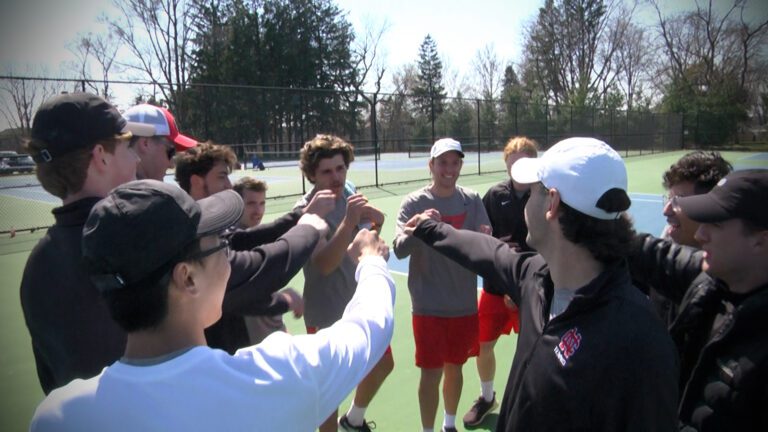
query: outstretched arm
310 194 367 275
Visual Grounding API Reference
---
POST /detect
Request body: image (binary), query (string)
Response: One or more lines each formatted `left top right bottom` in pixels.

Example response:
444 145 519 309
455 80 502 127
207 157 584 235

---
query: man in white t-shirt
30 180 395 432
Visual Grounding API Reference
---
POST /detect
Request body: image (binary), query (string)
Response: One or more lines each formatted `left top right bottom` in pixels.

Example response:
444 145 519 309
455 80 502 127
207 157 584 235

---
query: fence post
545 103 549 148
514 102 519 135
476 99 481 175
372 94 379 187
430 94 436 144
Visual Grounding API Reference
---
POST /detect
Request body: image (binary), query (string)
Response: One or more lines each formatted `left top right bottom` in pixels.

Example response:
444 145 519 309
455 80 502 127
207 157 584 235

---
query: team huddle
21 93 768 432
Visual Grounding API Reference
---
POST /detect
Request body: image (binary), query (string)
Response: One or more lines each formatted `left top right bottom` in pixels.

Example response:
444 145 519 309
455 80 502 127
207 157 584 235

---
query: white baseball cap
430 138 464 158
123 104 197 151
511 137 628 220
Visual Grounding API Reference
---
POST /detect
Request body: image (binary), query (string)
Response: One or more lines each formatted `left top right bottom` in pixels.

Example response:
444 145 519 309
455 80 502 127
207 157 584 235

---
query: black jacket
20 198 126 394
205 210 318 354
630 235 768 431
482 179 530 251
414 219 679 432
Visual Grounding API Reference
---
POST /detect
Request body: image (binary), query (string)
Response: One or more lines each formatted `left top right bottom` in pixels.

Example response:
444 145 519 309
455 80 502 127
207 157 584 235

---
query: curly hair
557 188 636 264
662 151 732 194
174 141 237 193
299 134 354 182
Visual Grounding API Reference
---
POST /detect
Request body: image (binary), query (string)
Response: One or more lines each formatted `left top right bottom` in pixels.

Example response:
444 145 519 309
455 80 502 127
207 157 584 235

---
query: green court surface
1 150 766 431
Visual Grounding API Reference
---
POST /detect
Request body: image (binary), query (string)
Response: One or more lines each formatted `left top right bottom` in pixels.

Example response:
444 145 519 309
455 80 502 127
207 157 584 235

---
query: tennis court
0 150 766 431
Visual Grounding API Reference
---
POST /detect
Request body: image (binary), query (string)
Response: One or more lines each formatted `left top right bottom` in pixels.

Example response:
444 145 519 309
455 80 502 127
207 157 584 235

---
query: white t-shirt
30 256 395 432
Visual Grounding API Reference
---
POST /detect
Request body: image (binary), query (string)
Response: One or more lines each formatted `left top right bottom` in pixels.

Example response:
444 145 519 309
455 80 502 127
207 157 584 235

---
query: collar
52 197 102 227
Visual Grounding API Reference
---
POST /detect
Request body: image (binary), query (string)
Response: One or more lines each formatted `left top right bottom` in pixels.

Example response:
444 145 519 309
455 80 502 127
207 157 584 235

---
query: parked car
0 153 36 175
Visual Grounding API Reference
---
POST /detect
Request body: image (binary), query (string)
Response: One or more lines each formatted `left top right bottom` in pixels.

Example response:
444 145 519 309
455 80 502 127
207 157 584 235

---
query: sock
422 429 434 432
345 404 367 426
443 412 456 429
481 380 495 401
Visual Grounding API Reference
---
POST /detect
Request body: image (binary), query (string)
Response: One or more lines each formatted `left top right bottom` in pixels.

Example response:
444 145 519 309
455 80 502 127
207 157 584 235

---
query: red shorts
306 326 392 355
477 290 520 343
412 314 478 369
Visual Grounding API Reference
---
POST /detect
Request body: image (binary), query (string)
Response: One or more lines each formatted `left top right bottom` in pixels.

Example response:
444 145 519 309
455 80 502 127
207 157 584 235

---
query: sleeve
627 233 704 303
252 256 395 425
227 209 302 250
392 194 420 259
223 224 319 315
248 292 291 316
482 187 495 229
413 218 533 304
472 192 491 229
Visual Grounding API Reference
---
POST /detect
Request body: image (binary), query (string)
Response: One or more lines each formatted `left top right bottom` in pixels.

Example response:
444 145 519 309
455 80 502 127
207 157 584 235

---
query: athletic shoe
462 392 498 426
338 414 376 431
441 427 458 432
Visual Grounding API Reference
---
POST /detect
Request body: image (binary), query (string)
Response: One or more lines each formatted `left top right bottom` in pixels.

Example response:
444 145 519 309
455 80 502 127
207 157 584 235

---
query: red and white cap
123 104 197 151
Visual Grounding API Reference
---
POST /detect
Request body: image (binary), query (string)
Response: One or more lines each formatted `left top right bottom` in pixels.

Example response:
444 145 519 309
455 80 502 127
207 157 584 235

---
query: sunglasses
186 238 229 261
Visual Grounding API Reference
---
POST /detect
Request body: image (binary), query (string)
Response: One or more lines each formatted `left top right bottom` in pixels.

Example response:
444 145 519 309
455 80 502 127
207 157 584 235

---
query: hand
345 193 368 226
348 228 389 263
479 224 492 235
297 213 329 238
304 189 336 218
402 209 441 235
361 204 385 230
280 288 304 318
503 295 518 311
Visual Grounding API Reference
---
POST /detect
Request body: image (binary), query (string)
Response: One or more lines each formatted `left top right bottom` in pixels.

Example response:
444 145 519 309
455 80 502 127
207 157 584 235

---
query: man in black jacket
174 142 334 353
20 93 155 393
631 169 768 431
403 137 679 431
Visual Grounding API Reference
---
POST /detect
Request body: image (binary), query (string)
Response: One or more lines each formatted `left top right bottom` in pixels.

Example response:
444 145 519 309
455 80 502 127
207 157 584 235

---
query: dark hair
100 240 203 332
233 176 267 196
662 151 732 194
25 136 120 199
558 188 636 264
174 141 237 193
299 134 355 181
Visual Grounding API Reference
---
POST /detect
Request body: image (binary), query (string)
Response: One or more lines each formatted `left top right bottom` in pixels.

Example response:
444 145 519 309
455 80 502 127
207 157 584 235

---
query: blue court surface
386 192 666 279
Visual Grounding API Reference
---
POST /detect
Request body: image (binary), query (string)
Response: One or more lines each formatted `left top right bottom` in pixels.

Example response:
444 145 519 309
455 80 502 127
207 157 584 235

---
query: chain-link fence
1 76 683 233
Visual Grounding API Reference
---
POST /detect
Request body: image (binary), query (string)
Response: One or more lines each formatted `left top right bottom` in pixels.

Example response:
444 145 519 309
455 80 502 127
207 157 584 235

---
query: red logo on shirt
442 212 467 229
554 327 582 366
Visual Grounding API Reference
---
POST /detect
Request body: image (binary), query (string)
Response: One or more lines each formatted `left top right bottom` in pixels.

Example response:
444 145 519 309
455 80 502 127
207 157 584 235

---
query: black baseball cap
676 169 768 229
82 180 243 292
30 93 155 163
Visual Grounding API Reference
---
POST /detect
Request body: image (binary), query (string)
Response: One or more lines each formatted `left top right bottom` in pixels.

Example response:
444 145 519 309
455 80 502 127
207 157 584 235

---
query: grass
1 149 766 431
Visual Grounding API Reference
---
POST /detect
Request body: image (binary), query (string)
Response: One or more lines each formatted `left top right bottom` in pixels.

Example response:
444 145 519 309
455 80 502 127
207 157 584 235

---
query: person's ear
751 229 768 251
171 261 199 296
546 188 561 221
190 174 205 194
91 144 109 173
134 138 149 154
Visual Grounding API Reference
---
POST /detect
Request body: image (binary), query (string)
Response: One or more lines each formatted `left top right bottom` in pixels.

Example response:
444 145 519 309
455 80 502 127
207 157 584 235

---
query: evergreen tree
413 34 446 141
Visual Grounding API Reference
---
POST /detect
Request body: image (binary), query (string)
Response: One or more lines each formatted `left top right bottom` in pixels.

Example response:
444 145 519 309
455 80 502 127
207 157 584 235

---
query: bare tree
615 19 654 110
108 0 196 120
472 44 504 101
471 44 504 144
67 29 121 98
0 75 63 138
349 18 390 148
